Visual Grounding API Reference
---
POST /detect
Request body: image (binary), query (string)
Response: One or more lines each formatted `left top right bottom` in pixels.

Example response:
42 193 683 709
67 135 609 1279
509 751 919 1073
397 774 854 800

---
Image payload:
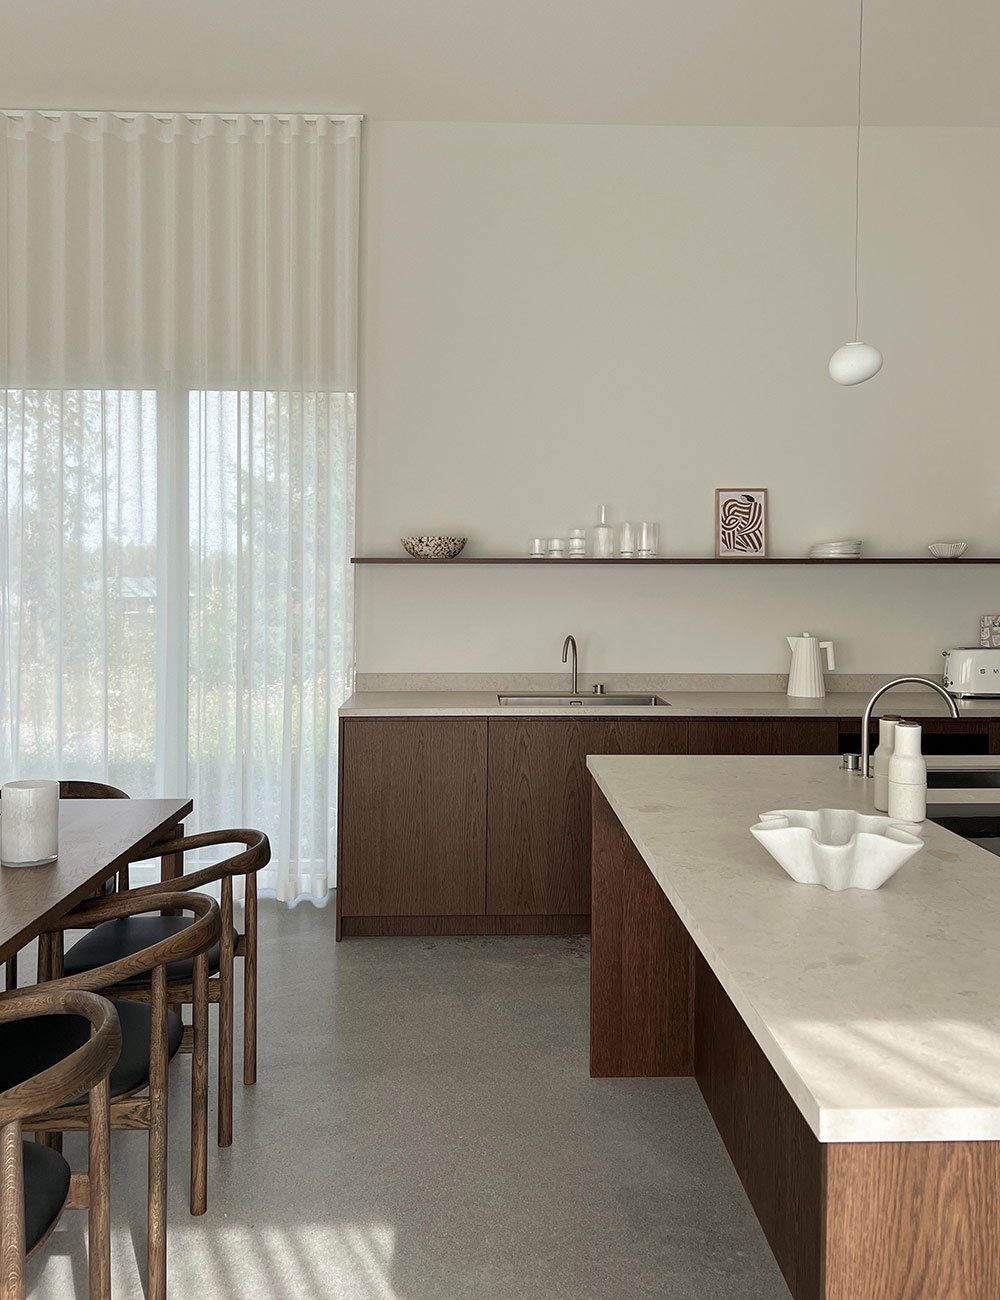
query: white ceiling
2 0 1000 125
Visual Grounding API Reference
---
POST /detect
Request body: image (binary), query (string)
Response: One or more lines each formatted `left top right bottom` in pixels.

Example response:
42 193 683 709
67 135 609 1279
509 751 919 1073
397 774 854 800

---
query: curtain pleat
0 112 360 903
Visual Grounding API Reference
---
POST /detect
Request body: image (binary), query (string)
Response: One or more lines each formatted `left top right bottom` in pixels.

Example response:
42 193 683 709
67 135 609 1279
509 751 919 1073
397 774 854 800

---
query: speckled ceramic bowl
401 535 467 560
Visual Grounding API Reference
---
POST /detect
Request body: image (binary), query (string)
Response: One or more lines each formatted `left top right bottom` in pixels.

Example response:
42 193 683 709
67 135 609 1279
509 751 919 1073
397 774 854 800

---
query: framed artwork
715 488 768 558
980 615 1000 648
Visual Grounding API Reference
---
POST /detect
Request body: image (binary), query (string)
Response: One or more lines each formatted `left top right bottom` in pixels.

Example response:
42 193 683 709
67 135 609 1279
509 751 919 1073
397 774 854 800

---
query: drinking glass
637 522 658 557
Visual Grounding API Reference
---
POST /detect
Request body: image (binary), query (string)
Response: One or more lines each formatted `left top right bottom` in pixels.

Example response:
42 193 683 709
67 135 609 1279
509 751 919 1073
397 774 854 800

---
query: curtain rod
0 110 362 123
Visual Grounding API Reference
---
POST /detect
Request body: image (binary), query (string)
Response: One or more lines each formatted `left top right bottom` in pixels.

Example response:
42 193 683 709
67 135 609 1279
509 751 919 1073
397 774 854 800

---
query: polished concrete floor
29 903 791 1299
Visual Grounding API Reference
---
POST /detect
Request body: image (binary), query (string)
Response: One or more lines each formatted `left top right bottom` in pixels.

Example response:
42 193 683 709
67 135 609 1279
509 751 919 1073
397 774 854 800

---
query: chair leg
31 935 64 1159
218 877 234 1148
243 873 258 1086
0 1119 25 1300
88 1076 112 1300
147 967 169 1300
191 953 209 1215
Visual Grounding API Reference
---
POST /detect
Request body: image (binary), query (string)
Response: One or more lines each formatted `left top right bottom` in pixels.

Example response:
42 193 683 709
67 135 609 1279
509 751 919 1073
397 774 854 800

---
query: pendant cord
853 0 865 341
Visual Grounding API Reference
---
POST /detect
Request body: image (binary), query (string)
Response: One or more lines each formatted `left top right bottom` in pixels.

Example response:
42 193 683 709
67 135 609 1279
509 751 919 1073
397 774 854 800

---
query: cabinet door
340 718 487 917
487 717 688 916
688 717 839 755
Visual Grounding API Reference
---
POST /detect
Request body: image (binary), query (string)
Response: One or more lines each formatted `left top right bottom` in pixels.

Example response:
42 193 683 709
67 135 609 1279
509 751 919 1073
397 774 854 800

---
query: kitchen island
589 754 1000 1300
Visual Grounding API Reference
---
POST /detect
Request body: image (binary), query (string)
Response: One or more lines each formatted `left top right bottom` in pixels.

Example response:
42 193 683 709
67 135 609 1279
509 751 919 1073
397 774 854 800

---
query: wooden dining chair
4 890 221 1300
0 990 120 1300
62 829 271 1149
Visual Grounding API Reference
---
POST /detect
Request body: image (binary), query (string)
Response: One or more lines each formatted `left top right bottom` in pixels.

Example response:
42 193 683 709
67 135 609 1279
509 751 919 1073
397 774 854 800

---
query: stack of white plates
809 540 862 559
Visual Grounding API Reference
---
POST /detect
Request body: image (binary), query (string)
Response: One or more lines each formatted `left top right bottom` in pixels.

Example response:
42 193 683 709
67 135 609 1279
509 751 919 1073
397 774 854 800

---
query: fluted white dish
750 807 923 891
927 542 967 559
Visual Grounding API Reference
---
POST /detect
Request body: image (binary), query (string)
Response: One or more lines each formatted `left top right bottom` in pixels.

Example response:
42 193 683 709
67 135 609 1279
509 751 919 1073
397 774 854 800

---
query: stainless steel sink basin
927 769 1000 789
497 693 669 707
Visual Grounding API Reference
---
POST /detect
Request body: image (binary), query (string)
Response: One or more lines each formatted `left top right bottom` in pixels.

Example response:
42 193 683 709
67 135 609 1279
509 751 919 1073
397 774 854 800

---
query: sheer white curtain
0 112 359 902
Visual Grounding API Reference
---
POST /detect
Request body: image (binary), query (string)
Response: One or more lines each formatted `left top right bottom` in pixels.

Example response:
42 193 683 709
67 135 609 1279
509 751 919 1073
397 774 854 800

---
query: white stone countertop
588 753 1000 1144
340 690 1000 720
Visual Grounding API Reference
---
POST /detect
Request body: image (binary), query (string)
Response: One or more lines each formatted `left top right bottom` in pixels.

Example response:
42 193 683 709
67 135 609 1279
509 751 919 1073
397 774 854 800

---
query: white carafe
887 721 927 823
786 633 836 699
871 714 903 811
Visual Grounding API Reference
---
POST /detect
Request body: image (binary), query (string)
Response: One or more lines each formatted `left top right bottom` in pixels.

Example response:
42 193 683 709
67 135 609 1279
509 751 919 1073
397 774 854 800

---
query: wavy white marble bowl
750 808 924 892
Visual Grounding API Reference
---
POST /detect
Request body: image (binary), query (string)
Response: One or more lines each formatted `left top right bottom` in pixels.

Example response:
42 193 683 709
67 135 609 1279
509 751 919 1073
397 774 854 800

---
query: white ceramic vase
0 779 60 866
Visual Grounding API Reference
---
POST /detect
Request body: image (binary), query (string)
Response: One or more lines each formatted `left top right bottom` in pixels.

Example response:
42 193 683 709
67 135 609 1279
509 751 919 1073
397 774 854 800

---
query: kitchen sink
927 770 1000 788
497 693 669 707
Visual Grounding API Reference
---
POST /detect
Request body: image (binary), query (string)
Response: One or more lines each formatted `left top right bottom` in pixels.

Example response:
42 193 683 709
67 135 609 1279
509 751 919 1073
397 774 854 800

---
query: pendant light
829 0 883 385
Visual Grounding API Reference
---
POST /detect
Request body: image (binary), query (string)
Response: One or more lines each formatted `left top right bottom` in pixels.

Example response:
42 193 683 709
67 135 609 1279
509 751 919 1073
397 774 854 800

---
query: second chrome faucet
562 635 578 695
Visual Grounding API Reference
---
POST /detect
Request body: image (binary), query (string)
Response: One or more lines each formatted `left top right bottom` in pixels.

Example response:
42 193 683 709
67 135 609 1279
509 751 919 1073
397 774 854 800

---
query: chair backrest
0 991 121 1124
123 829 271 898
58 781 130 800
29 891 222 995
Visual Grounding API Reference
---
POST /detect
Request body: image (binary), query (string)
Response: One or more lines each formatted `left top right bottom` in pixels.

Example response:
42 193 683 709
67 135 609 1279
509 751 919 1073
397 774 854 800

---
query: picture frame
715 488 768 558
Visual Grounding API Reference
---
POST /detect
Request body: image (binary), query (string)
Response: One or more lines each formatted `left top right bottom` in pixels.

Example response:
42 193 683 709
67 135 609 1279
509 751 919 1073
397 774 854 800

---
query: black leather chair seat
22 1140 71 1253
63 915 226 987
0 1001 183 1103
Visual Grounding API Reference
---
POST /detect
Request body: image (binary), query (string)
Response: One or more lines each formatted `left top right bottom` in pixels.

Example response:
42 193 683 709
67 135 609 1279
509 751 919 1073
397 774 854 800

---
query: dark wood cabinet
688 717 839 755
338 718 487 926
487 717 688 917
338 708 1000 937
839 717 992 757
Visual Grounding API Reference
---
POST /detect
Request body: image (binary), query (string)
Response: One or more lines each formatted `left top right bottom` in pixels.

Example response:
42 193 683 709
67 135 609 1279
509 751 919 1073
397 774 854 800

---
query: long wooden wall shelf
352 556 1000 566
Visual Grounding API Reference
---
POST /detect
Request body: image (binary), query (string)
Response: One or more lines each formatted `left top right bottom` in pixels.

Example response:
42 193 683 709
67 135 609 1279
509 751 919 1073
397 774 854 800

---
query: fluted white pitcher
786 633 835 699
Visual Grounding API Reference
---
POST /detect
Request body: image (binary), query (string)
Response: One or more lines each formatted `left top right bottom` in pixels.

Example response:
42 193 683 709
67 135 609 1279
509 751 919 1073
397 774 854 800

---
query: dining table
0 797 193 968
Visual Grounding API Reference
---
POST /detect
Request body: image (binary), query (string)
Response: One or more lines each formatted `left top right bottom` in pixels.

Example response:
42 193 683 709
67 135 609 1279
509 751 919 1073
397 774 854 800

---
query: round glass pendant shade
829 341 883 386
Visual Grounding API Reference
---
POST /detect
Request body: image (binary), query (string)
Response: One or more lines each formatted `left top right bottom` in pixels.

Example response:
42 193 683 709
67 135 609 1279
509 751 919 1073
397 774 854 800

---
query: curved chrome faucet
562 635 578 695
859 676 959 776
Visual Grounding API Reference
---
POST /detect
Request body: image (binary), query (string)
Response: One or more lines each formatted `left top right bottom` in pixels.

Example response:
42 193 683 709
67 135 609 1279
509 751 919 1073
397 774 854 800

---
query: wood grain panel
689 717 838 756
694 951 823 1300
824 1141 1000 1300
339 718 487 918
590 784 694 1077
488 717 688 915
341 913 589 937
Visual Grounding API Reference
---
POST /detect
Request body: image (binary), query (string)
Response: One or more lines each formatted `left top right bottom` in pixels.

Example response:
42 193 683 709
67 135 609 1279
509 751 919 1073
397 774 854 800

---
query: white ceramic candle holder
0 779 60 867
750 808 923 892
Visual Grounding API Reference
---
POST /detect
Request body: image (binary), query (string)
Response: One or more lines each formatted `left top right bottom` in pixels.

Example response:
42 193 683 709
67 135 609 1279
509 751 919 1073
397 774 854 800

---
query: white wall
357 122 1000 675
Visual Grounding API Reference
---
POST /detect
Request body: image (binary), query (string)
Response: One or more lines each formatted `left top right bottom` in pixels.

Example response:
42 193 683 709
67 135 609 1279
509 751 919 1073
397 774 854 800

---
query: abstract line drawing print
716 488 768 557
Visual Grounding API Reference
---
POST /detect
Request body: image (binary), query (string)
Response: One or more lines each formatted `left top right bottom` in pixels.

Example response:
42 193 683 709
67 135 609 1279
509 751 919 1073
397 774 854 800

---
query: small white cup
1 779 60 866
547 538 567 557
529 538 546 557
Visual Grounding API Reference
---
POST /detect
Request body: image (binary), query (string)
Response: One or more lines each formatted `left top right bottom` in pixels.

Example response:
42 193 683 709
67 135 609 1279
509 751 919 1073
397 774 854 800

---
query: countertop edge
339 690 1000 721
